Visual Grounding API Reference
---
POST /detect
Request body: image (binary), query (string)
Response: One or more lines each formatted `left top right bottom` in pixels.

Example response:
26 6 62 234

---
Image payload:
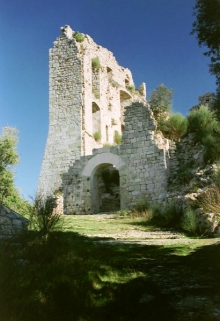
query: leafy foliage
114 130 122 145
160 113 188 141
198 185 220 214
149 84 173 121
0 127 19 196
72 31 85 42
126 85 135 93
92 57 101 69
30 196 63 237
187 106 220 161
93 131 101 142
181 208 198 236
191 0 220 86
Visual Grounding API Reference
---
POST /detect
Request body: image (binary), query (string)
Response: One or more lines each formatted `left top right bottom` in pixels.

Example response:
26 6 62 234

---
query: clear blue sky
0 0 217 199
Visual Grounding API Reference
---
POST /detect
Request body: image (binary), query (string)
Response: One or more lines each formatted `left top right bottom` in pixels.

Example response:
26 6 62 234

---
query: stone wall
0 205 29 238
62 102 170 214
38 25 146 198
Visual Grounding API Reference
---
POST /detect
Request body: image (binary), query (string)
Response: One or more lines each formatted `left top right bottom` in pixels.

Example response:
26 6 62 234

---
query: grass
0 214 219 321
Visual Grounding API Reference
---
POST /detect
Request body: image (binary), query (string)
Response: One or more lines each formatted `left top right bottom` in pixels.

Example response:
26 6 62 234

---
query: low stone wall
0 205 29 238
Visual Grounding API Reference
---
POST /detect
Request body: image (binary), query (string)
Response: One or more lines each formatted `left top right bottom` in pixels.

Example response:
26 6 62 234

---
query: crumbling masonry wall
62 102 169 214
38 26 169 213
38 25 146 197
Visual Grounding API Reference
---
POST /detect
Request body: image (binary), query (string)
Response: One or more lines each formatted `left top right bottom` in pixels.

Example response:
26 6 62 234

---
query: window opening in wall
91 163 120 213
120 89 132 124
92 59 101 99
92 102 101 141
125 79 129 86
106 125 109 142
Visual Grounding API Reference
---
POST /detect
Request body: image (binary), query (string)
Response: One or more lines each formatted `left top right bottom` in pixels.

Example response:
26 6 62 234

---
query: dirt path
76 214 220 246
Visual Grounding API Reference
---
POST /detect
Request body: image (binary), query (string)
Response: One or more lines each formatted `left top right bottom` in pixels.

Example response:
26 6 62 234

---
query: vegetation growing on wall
93 131 101 142
114 130 122 145
126 85 135 93
72 31 85 42
92 57 101 69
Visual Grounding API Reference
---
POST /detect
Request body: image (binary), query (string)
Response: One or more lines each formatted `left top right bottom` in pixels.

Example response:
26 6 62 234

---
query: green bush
198 185 220 214
181 208 198 236
126 85 135 93
159 113 188 141
72 31 85 42
114 130 122 145
213 162 220 186
150 202 182 228
93 131 101 142
134 200 150 213
187 106 220 162
30 196 63 237
92 57 101 69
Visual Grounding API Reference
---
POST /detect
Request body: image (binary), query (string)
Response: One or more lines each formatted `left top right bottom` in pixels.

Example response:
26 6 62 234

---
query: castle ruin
38 25 170 214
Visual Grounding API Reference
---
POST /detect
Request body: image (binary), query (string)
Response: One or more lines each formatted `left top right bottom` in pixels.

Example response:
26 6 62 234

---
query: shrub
198 185 220 214
187 106 220 162
72 31 85 42
126 85 135 93
181 208 198 235
92 57 101 69
159 113 188 141
213 162 220 187
29 196 63 237
134 200 150 213
93 131 101 142
176 160 195 184
150 202 182 228
114 130 122 145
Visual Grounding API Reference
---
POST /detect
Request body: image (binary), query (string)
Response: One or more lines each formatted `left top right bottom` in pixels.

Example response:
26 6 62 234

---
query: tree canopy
148 84 173 121
0 127 31 216
191 0 220 86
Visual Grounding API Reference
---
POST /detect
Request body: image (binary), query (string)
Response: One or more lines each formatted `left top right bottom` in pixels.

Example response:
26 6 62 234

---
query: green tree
191 0 220 86
187 106 220 162
160 113 188 141
0 127 31 216
148 84 173 121
0 127 19 197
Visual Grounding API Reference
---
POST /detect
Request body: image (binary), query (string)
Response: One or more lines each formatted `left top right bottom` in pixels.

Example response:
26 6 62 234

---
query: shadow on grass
0 230 219 321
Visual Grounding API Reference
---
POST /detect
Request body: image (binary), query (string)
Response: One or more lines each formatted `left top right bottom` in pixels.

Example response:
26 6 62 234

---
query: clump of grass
213 162 220 187
92 57 101 69
116 209 132 217
29 196 63 237
114 130 122 145
150 202 182 228
198 185 220 214
134 200 150 213
72 31 85 42
126 85 135 93
181 208 198 236
93 131 101 142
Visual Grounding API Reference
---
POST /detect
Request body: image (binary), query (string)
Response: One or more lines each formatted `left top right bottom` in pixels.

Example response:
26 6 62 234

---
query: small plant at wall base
126 85 135 93
114 130 122 145
29 196 63 237
93 131 101 142
92 57 101 70
72 31 85 42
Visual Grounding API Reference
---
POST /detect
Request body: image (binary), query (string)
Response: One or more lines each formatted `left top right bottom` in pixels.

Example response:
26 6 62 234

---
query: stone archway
82 152 125 213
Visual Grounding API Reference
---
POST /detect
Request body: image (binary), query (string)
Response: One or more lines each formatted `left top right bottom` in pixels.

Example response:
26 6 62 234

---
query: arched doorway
82 152 125 213
91 163 120 213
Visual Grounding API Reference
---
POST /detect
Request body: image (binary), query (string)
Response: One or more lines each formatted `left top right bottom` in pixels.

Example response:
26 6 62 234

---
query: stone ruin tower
38 25 147 198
